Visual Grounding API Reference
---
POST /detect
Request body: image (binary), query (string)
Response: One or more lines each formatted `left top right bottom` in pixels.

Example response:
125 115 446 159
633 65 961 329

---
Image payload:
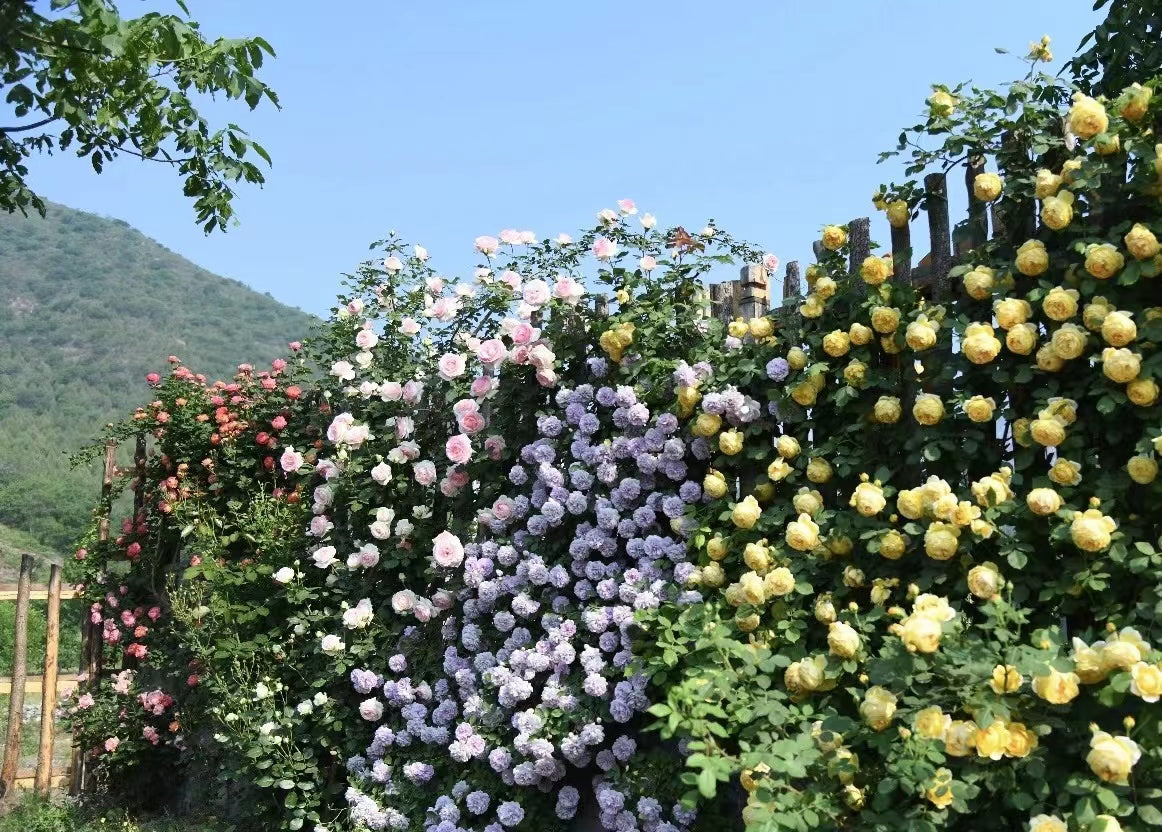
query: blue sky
25 1 1101 317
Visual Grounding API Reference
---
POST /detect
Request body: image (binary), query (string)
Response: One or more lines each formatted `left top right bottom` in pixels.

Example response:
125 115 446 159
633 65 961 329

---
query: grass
0 693 74 774
0 795 231 832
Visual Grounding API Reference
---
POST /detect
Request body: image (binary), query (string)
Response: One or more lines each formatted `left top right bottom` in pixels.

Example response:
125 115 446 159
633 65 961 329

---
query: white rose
273 567 295 584
320 634 344 655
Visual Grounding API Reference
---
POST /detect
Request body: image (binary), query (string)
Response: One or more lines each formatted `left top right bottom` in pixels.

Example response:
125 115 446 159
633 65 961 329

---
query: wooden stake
0 554 35 801
35 564 61 795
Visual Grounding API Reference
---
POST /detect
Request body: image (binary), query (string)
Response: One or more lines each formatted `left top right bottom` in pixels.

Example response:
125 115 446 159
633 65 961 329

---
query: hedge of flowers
69 50 1162 832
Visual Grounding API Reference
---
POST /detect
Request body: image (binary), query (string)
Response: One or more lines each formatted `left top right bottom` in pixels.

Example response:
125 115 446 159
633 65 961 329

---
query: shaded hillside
0 202 316 552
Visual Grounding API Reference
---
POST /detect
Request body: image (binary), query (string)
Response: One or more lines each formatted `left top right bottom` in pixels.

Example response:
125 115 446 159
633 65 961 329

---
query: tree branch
0 116 59 134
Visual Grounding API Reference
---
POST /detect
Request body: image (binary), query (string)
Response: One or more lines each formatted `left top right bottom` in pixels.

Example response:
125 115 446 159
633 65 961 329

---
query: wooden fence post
709 281 737 325
964 155 989 252
890 218 912 285
738 265 769 320
923 172 953 301
35 564 61 796
0 554 35 801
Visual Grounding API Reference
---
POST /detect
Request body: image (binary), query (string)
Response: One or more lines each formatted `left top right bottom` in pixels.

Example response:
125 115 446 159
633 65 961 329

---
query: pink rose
437 353 466 380
431 531 465 568
475 235 499 255
476 339 507 366
145 373 160 385
358 544 380 568
413 460 437 486
355 328 379 350
593 237 619 261
522 279 550 308
639 255 657 272
445 434 472 465
470 376 495 398
147 606 161 621
499 229 522 245
431 590 455 610
500 270 522 291
143 726 160 745
440 478 459 497
271 415 287 431
492 498 513 520
458 411 486 434
518 230 537 244
484 435 506 459
347 299 365 315
452 398 480 419
402 380 424 404
271 358 287 372
449 470 469 488
400 318 421 336
511 345 530 365
280 447 305 473
763 253 780 272
617 198 637 215
379 381 403 401
425 276 444 293
536 368 557 387
384 255 403 272
309 515 333 537
529 344 555 369
359 698 384 721
289 341 302 352
104 737 121 753
553 276 585 304
510 322 536 345
78 693 95 709
412 599 434 622
391 590 416 613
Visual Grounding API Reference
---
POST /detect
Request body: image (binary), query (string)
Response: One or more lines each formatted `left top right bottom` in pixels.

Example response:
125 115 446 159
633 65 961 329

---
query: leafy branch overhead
0 0 278 233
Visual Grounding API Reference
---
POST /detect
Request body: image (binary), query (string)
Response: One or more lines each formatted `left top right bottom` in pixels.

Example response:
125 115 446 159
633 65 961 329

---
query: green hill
0 202 316 556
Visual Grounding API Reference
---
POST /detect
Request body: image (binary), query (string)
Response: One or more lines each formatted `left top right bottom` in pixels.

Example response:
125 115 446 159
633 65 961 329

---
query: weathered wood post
923 172 953 301
890 216 912 286
964 156 989 252
737 265 769 320
0 554 35 801
35 564 62 795
709 281 737 325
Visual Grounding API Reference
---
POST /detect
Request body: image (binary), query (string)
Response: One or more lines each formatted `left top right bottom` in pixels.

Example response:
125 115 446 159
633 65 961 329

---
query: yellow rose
1128 454 1159 484
703 470 728 500
1005 722 1038 758
1131 662 1162 703
1050 323 1088 360
822 329 851 358
842 566 865 587
1118 82 1153 120
943 721 976 757
872 396 902 425
924 770 955 810
738 571 766 605
1032 667 1081 704
1028 816 1067 832
1095 133 1121 156
771 435 800 461
963 266 995 300
951 501 980 528
860 255 892 286
1103 629 1150 671
901 613 943 652
786 347 808 371
1071 507 1117 552
870 306 901 334
896 487 924 520
994 297 1032 330
974 720 1010 760
1036 344 1065 372
821 225 847 251
790 381 818 407
848 322 874 346
735 613 760 632
790 489 822 517
859 686 897 731
1069 92 1109 139
1102 347 1142 383
973 172 1003 202
814 595 837 624
1041 191 1074 231
914 706 950 740
701 562 725 589
1015 238 1050 275
843 360 867 387
963 395 996 423
732 495 762 529
1062 157 1084 183
850 477 887 517
719 429 743 456
691 412 722 438
828 621 861 658
1026 487 1062 516
1004 322 1038 356
799 293 824 318
754 483 775 503
706 536 728 560
742 541 771 573
924 522 960 561
1100 310 1136 347
767 458 792 483
764 566 795 597
963 322 1001 364
1035 169 1063 198
1085 243 1125 280
1030 417 1066 448
967 562 1001 600
905 316 939 351
887 200 909 227
1043 286 1079 321
1125 223 1160 260
1127 377 1159 406
727 319 749 339
785 513 820 551
748 316 774 339
806 457 832 484
913 393 945 426
1049 458 1082 487
1087 731 1141 785
989 664 1023 694
928 89 957 116
1083 296 1114 331
797 655 832 692
880 529 907 560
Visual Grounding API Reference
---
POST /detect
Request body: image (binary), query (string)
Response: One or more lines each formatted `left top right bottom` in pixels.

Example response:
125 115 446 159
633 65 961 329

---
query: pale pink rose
327 413 355 442
371 462 392 485
470 376 495 398
593 237 619 261
458 411 486 434
553 276 585 304
104 737 121 753
500 270 522 291
449 470 469 488
412 599 434 622
763 253 780 272
617 198 637 215
426 297 455 321
355 328 379 350
432 530 465 568
476 338 508 365
499 229 522 245
492 498 513 520
143 726 159 745
510 322 536 345
522 279 551 307
400 317 421 336
359 698 384 721
425 276 444 294
413 460 437 486
516 302 536 321
78 693 95 709
445 434 472 464
475 235 499 255
437 353 466 380
402 380 424 404
528 344 555 369
395 416 414 438
474 267 492 282
597 208 618 224
358 380 378 398
383 255 403 273
347 299 365 315
330 360 356 381
554 233 572 246
391 590 416 613
379 381 403 401
440 478 459 497
431 589 455 610
640 255 657 272
511 345 531 364
641 213 657 229
369 520 392 540
280 447 304 473
536 368 557 387
414 244 429 261
454 281 476 298
518 230 537 244
309 515 333 537
316 459 339 480
358 544 380 568
452 398 479 419
484 435 506 460
398 441 421 460
345 424 370 448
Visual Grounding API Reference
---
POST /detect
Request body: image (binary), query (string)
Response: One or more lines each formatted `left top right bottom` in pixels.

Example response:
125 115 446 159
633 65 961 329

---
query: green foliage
0 0 278 232
1072 0 1162 97
0 795 229 832
0 202 315 554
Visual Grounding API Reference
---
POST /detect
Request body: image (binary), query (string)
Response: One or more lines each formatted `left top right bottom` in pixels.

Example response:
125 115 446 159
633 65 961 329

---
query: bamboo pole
35 565 62 795
0 554 35 801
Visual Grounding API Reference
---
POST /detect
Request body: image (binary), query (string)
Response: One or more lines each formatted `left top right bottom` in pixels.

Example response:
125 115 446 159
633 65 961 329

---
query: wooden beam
0 675 82 696
0 585 80 602
36 564 63 795
0 555 34 802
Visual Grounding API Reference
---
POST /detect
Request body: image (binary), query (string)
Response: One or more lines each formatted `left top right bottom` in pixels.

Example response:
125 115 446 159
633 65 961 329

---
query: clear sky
23 1 1102 317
